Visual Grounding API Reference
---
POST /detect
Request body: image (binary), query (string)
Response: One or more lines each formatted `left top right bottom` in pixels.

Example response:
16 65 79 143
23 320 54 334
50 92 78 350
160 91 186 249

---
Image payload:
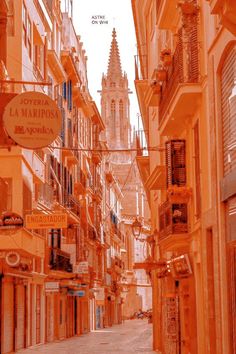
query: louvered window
221 47 236 175
23 181 32 217
166 140 186 187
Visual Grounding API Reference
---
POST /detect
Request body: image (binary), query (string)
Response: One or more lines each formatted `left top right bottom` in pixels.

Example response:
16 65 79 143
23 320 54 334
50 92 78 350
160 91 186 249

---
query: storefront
158 254 197 354
0 256 44 354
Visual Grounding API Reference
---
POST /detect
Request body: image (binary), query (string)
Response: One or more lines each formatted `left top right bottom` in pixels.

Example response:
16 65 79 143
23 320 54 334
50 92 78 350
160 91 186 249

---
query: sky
72 0 140 127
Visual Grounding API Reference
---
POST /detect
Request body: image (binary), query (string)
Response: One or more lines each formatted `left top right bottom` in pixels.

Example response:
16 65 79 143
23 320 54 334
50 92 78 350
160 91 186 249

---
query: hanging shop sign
0 212 23 229
45 282 60 292
169 254 192 278
74 261 89 275
5 251 20 267
3 91 61 149
25 213 67 229
94 287 105 301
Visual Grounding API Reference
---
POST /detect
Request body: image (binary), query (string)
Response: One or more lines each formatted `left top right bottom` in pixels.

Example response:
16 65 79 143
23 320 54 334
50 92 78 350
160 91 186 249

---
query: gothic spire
107 28 123 81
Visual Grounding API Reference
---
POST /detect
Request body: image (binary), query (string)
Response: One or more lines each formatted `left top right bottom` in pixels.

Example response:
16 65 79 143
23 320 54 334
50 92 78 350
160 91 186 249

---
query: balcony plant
160 48 172 66
179 1 198 15
167 185 192 203
156 65 167 82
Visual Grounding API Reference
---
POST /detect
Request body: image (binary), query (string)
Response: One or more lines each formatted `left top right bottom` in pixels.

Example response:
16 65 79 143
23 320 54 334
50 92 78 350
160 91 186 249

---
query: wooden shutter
189 20 199 82
15 284 25 350
221 47 236 176
23 181 32 217
3 281 14 353
60 107 66 145
36 285 41 344
166 140 186 187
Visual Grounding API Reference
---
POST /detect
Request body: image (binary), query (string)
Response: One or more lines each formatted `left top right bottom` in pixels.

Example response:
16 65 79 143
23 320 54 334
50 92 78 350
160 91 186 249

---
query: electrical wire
49 145 164 153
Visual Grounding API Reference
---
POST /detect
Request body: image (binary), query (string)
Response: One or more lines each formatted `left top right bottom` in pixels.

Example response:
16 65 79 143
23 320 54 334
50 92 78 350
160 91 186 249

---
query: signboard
68 290 85 297
169 254 192 278
94 287 105 301
25 213 67 229
5 251 20 267
74 261 89 274
45 282 60 292
0 212 23 229
3 91 61 149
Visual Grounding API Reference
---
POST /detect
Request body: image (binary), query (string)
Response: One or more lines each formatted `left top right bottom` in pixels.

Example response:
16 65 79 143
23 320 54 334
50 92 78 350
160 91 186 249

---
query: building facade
0 2 146 353
132 0 236 353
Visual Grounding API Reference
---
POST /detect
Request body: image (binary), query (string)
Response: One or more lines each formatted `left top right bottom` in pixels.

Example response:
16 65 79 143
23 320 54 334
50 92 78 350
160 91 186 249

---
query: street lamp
131 217 142 240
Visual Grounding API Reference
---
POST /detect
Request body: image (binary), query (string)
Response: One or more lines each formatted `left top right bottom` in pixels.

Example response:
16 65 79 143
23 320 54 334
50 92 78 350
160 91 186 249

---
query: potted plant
156 65 167 82
167 185 192 203
160 49 172 66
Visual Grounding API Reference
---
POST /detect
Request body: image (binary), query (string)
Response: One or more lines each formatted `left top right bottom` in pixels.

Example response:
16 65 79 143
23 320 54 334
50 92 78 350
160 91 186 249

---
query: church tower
101 28 131 156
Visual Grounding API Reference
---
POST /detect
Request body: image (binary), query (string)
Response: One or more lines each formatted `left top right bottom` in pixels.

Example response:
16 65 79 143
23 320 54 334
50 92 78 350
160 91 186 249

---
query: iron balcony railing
63 193 80 218
136 129 149 157
38 183 54 209
159 201 188 241
49 247 73 272
134 54 148 80
159 26 200 125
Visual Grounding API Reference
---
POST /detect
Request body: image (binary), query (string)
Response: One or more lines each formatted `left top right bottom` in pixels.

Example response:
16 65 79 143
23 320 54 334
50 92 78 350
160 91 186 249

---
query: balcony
92 142 103 164
207 0 236 35
49 247 73 273
32 152 45 184
47 49 67 83
37 182 54 210
61 50 81 84
135 131 150 203
74 169 87 196
134 55 149 130
159 201 188 242
0 227 45 258
157 0 179 30
159 29 202 136
63 194 80 221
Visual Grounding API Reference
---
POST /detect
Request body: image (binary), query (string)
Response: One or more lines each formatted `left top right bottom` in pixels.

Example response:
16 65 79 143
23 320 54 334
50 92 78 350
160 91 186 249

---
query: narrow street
17 320 155 354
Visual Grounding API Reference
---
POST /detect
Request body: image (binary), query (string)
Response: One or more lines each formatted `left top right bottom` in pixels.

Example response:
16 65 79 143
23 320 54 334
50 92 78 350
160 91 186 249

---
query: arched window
221 47 236 176
111 100 116 118
111 100 116 136
119 100 123 120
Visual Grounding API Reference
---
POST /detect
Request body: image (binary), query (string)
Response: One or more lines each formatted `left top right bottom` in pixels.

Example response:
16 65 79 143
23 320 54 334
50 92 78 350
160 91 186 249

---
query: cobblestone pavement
18 319 156 354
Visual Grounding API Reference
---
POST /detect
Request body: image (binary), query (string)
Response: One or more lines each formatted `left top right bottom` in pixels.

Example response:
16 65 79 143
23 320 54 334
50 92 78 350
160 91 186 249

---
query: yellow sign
3 91 61 149
25 213 67 229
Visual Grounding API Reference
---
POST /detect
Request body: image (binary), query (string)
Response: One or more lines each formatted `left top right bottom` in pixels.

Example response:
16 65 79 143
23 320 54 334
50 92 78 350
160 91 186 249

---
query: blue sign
68 290 85 297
